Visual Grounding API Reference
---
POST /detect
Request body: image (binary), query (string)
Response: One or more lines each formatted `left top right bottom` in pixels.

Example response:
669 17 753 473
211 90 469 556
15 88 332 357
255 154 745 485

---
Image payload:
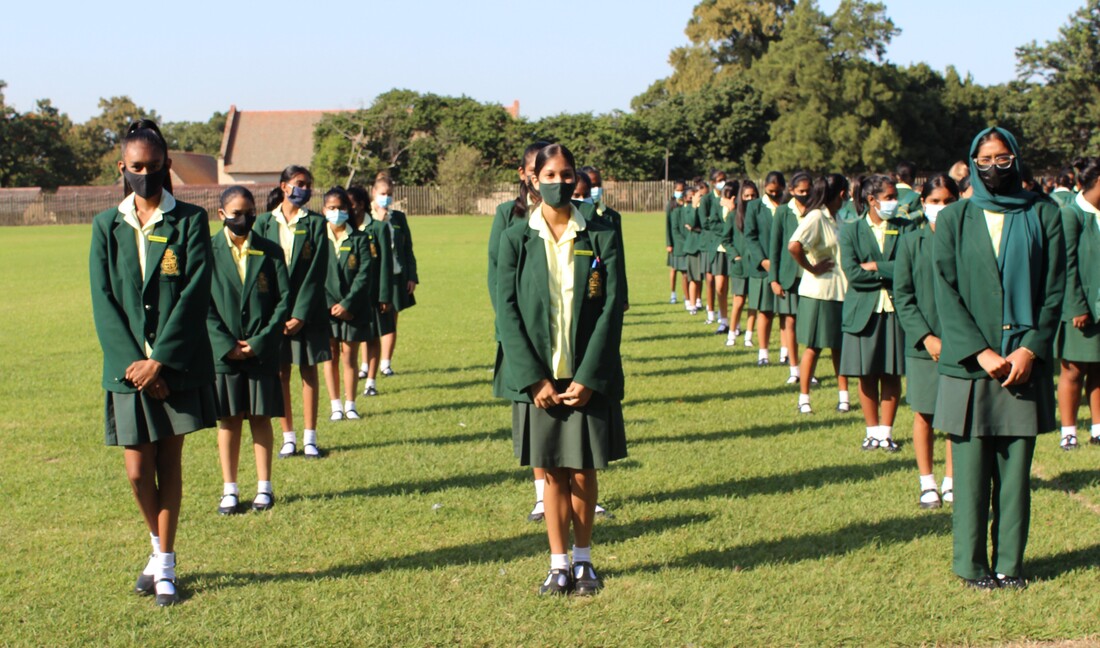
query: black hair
1073 157 1100 192
265 187 284 212
512 141 551 220
533 143 577 179
324 186 350 210
895 161 917 185
781 171 812 204
673 179 686 189
1020 163 1038 191
120 119 173 197
852 174 896 215
802 174 849 214
974 129 1013 154
763 171 786 190
578 165 602 186
220 185 255 209
735 179 759 232
346 185 370 228
574 172 592 194
919 173 960 201
1057 167 1076 189
711 170 727 182
279 164 313 186
958 175 972 194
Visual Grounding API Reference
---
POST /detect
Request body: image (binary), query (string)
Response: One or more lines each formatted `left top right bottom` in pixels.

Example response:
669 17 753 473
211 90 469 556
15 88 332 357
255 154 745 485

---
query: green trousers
948 435 1035 580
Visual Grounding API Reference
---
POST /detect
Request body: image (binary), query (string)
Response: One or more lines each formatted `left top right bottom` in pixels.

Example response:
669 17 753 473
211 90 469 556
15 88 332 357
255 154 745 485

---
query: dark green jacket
723 210 748 278
208 230 290 375
767 204 802 290
839 216 913 333
702 191 725 254
90 199 214 392
1061 201 1100 321
669 204 687 257
897 185 921 217
1051 190 1076 209
488 199 526 313
836 200 860 223
253 209 329 324
681 205 705 255
324 227 378 324
893 225 939 359
386 210 418 310
584 201 630 305
360 218 394 308
496 217 624 403
933 199 1065 379
742 198 773 279
665 197 677 247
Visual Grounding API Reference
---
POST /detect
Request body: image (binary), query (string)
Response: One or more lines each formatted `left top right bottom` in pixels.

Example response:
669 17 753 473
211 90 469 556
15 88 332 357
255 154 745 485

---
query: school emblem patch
257 271 269 294
302 239 313 261
347 254 358 270
369 240 379 258
587 269 604 299
160 249 180 276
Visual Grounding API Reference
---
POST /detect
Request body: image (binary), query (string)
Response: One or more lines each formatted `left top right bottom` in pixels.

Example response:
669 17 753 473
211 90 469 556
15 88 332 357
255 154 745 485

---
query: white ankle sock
330 399 343 413
670 291 676 300
745 332 753 343
304 429 317 446
838 390 850 405
344 400 356 412
877 425 893 441
534 478 545 502
779 346 789 361
695 298 702 308
1062 425 1077 438
758 349 768 361
143 535 160 576
550 553 570 570
866 426 877 439
156 552 176 581
283 431 296 445
799 393 811 406
380 360 392 371
920 474 937 491
150 533 161 555
941 476 954 492
719 317 729 326
366 378 377 389
790 366 800 378
359 362 369 373
257 480 272 495
223 482 238 496
572 545 591 564
706 310 714 320
1092 424 1100 439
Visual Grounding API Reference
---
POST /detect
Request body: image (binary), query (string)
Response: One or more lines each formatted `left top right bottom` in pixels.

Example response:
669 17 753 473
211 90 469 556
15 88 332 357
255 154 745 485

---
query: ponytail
852 174 894 215
512 141 550 221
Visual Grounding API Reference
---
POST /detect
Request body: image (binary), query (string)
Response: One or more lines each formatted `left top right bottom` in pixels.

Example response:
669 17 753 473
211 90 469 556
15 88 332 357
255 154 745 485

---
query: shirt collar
327 224 350 244
866 213 889 230
1077 191 1100 216
274 203 305 226
528 204 586 242
896 182 912 190
762 194 777 210
119 191 174 231
222 225 252 250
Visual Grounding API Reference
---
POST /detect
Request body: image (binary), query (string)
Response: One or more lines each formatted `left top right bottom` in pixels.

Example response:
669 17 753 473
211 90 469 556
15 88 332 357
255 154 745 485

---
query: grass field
2 214 1100 646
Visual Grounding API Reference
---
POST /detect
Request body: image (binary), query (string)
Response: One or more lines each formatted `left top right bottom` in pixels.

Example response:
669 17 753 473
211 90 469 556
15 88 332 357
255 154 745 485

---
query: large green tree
162 112 227 156
68 96 161 185
0 82 82 188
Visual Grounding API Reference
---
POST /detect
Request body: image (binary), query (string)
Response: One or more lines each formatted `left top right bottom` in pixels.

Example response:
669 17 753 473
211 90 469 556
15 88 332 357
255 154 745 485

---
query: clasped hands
529 378 593 409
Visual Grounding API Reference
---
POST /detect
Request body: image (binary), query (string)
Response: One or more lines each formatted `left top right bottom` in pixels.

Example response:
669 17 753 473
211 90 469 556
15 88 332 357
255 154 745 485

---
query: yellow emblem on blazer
257 271 269 294
294 229 307 235
301 240 313 261
247 249 264 256
885 229 899 235
347 254 358 270
587 269 604 299
575 249 594 256
160 249 180 276
370 241 379 258
149 234 169 243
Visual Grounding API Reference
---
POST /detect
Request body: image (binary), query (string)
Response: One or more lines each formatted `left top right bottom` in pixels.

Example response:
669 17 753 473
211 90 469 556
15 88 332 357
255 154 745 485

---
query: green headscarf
966 127 1041 213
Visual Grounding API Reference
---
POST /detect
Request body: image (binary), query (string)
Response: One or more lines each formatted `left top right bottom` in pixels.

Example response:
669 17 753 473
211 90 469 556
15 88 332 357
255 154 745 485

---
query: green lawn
1 214 1099 646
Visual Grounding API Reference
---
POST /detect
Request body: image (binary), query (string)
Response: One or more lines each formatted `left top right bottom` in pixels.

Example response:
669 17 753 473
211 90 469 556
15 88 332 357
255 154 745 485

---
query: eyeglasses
973 154 1015 171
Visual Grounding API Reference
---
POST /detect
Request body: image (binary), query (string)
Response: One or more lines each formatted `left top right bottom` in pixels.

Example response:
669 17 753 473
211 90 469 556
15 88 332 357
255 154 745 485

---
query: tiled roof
221 106 338 174
169 151 218 185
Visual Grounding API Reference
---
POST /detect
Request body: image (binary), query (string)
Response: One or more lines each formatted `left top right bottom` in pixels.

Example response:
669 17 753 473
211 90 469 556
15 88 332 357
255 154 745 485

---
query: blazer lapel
963 203 1001 286
240 242 263 300
883 220 901 260
143 217 177 288
572 230 594 330
522 228 551 362
860 219 882 262
1082 211 1100 304
111 212 141 293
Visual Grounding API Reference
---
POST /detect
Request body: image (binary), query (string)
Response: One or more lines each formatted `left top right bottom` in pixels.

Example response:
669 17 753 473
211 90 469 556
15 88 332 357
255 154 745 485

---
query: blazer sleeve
375 224 394 306
488 204 510 311
573 230 624 396
934 206 993 363
496 232 549 393
893 237 933 350
149 213 214 372
744 206 767 271
89 215 145 381
246 254 291 358
206 288 239 364
1019 202 1066 362
1061 205 1088 320
767 212 784 284
339 237 375 313
665 203 674 247
839 222 884 291
402 215 418 283
292 220 329 322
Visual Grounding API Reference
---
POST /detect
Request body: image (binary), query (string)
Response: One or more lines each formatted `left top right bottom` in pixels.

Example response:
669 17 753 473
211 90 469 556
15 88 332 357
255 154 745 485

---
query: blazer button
144 304 152 311
148 332 156 341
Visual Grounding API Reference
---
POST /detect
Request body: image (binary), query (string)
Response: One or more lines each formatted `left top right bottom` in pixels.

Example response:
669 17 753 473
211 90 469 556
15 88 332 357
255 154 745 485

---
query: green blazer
742 199 773 279
89 200 214 393
723 212 748 278
496 218 624 403
208 231 290 375
669 204 687 256
388 210 418 310
489 199 528 315
767 205 801 290
933 199 1065 379
697 192 717 252
324 227 379 323
839 216 912 334
584 201 630 305
702 191 725 254
893 226 940 359
836 200 860 223
681 205 705 255
252 209 329 324
665 197 677 247
1051 190 1076 209
1061 202 1100 321
897 185 921 217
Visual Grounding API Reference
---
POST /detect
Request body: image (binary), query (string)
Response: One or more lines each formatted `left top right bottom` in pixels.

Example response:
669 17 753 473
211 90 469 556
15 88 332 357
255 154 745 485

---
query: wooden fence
0 180 677 226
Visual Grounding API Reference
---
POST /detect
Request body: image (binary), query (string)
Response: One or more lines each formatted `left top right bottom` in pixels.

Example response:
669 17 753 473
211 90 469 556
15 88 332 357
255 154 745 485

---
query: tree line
2 0 1097 190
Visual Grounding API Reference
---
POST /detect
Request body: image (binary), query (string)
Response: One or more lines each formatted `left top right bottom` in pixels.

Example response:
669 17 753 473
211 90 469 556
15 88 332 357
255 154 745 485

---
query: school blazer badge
347 254 358 270
301 239 313 261
161 248 180 276
257 271 269 294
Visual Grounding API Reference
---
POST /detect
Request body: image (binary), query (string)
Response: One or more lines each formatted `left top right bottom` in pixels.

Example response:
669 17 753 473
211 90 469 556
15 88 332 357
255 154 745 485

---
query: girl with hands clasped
496 143 626 597
933 127 1064 590
89 120 216 606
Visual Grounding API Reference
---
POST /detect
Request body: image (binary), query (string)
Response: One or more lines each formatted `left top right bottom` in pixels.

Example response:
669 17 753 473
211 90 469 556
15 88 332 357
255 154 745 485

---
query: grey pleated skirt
1056 321 1100 363
105 385 216 446
747 277 776 313
512 381 627 470
214 371 284 418
673 255 688 272
666 252 675 268
796 296 843 350
839 312 906 376
933 370 1057 438
905 355 939 415
392 273 417 311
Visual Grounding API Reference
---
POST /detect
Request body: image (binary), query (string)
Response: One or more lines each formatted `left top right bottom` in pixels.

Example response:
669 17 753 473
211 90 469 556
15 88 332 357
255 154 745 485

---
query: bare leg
249 416 274 482
1058 360 1084 427
323 339 341 405
746 310 756 335
830 350 848 392
715 275 729 321
153 434 185 553
278 362 294 433
730 295 746 331
569 470 598 549
913 412 935 476
217 415 244 484
342 341 359 401
687 280 699 308
799 347 820 396
543 467 572 555
366 338 381 380
781 315 798 366
681 271 689 300
858 375 881 427
381 312 399 363
300 365 319 430
880 375 901 426
124 443 160 535
757 312 774 352
1087 364 1100 427
705 273 716 313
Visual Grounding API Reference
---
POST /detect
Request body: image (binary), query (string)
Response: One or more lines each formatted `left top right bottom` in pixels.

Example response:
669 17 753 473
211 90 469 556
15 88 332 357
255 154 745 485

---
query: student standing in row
496 143 626 596
769 172 812 381
839 175 912 452
703 171 731 331
682 185 706 315
788 174 851 414
666 181 686 304
724 181 756 346
373 175 418 377
208 186 289 516
894 161 922 217
254 166 330 459
744 172 785 363
1050 167 1077 209
670 187 693 312
894 173 958 509
933 127 1064 590
582 165 629 311
349 185 395 396
1056 157 1100 450
89 120 216 606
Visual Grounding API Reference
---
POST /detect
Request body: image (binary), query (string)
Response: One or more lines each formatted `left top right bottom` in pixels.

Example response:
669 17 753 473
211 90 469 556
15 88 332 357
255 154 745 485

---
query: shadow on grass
1027 543 1100 581
624 351 728 365
627 383 798 407
622 457 911 505
1034 469 1100 494
632 415 851 445
282 467 531 504
324 427 512 455
186 513 711 593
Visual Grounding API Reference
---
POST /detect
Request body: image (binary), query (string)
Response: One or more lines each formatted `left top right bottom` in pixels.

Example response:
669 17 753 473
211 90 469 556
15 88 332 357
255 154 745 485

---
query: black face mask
793 194 809 206
978 165 1020 195
767 193 782 204
124 167 168 199
224 212 256 237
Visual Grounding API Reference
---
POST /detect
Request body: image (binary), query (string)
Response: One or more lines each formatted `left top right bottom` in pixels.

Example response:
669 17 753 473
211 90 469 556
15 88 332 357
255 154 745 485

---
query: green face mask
538 181 577 209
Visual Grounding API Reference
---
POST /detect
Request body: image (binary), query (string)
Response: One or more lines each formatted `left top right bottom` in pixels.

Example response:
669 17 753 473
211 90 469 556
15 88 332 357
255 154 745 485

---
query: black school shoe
572 562 604 596
539 568 573 596
218 493 240 516
962 576 1000 591
134 561 155 596
252 492 275 512
998 575 1028 590
155 579 180 607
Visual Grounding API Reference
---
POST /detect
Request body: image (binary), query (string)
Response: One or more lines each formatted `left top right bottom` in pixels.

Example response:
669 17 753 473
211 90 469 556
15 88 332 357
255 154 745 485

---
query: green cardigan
838 216 913 334
893 225 939 359
742 198 773 279
1061 201 1100 321
252 209 329 324
89 199 214 392
207 230 290 375
495 217 624 403
933 199 1065 379
767 204 802 290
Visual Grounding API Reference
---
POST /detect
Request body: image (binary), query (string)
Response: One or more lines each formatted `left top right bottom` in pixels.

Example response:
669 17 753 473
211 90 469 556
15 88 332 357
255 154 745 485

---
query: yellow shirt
326 223 350 257
983 210 1005 258
762 193 778 215
791 208 847 302
529 204 586 380
272 203 306 264
119 190 176 357
867 216 895 313
223 227 251 283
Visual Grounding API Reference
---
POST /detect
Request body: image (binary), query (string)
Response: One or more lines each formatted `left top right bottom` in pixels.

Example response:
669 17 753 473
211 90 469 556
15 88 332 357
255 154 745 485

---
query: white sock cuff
257 480 272 494
1092 424 1100 438
1062 425 1077 438
919 474 937 491
223 482 239 496
304 429 317 445
283 431 297 444
838 390 850 403
758 349 769 360
330 399 343 413
799 393 811 406
550 553 570 570
344 400 356 411
571 545 592 564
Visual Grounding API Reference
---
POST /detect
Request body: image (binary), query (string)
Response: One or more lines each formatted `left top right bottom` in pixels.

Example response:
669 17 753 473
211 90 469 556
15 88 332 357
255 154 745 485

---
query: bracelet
1019 346 1036 360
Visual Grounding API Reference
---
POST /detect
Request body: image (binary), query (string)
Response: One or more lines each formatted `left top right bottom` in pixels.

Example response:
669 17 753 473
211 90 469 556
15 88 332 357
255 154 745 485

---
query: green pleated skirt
512 381 627 470
933 370 1056 438
666 252 675 268
214 371 283 419
774 279 800 316
105 385 216 446
706 250 729 276
392 272 417 311
673 255 688 272
330 317 372 343
1056 321 1100 363
282 317 333 367
747 277 775 313
729 276 749 296
905 355 939 415
839 312 906 377
796 296 843 350
685 254 704 282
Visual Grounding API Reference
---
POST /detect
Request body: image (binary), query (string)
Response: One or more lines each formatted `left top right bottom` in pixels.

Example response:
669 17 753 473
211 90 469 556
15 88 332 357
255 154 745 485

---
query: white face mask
924 204 945 224
876 200 899 219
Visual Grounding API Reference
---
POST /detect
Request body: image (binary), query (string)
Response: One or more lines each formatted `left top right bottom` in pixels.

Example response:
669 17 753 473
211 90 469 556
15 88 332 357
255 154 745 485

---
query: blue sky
0 0 1084 123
